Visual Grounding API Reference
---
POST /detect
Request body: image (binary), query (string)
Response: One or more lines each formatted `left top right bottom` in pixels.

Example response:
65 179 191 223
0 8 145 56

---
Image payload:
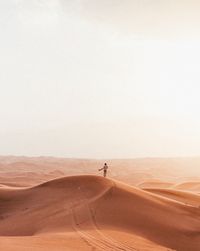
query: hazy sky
1 0 200 158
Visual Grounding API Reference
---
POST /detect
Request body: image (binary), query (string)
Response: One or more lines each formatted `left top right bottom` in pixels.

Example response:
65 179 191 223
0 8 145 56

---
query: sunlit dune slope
144 188 200 207
0 175 200 250
174 182 200 191
138 180 174 189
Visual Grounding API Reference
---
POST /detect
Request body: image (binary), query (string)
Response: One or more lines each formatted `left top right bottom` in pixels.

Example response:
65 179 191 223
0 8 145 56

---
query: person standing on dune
99 163 108 177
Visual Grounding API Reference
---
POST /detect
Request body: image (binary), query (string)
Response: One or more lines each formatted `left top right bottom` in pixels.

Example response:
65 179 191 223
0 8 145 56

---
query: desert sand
1 157 200 251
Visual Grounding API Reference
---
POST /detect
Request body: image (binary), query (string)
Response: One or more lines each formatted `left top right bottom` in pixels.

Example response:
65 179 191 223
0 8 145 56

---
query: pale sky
1 1 200 158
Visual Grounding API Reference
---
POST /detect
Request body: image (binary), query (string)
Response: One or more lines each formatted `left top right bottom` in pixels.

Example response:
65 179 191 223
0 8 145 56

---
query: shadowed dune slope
0 175 200 251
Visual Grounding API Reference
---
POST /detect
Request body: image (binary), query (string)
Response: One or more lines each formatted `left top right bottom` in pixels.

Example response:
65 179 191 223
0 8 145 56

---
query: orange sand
1 157 200 250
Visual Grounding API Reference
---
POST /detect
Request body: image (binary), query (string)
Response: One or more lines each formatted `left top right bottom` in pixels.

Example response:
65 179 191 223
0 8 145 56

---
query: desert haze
0 157 200 251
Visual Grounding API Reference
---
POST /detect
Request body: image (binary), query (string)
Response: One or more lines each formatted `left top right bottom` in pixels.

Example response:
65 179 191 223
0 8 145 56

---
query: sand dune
138 180 174 189
2 156 200 188
0 175 200 250
144 188 200 207
173 182 200 192
0 170 65 187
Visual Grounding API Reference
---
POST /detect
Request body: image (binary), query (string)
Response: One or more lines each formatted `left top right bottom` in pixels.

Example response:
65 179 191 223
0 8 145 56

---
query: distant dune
138 180 174 189
173 182 200 192
1 156 200 187
144 188 200 207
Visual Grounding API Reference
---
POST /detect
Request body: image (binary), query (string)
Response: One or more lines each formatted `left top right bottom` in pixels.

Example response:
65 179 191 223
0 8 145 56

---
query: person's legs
104 170 107 177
